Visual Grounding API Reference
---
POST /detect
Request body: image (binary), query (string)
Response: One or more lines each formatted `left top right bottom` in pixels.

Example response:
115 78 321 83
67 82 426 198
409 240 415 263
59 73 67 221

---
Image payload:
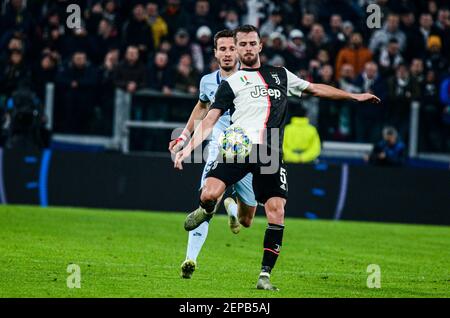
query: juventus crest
271 73 281 85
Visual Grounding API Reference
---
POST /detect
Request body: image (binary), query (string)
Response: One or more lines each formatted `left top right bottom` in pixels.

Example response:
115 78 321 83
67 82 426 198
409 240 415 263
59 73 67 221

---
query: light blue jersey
198 70 257 207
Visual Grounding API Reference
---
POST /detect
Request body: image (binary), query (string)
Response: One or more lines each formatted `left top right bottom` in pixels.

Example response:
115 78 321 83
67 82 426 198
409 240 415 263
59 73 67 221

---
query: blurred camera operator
365 126 406 167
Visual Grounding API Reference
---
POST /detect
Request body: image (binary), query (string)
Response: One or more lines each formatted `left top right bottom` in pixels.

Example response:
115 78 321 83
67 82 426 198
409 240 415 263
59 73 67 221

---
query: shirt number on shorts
280 167 287 185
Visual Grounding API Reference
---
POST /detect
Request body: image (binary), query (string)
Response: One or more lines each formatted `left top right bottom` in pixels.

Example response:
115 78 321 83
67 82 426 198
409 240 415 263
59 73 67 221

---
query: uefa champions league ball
219 125 252 160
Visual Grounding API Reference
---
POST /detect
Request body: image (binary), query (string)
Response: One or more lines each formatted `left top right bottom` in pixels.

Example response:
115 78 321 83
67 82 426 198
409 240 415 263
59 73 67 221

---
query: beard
219 59 236 72
220 64 234 72
240 54 259 68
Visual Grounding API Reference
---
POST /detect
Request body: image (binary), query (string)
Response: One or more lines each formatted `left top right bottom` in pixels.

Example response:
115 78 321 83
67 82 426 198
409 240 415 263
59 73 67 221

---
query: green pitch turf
0 205 449 298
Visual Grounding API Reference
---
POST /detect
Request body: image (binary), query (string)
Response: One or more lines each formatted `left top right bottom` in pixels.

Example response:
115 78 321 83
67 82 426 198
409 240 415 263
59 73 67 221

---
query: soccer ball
218 125 252 160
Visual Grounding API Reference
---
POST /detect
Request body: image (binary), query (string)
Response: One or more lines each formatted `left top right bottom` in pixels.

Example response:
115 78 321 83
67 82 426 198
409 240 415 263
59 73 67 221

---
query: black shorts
205 145 288 204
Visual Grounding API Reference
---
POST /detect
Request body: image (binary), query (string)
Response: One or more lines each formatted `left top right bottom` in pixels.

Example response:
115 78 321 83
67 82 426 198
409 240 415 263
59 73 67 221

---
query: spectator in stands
265 32 291 69
410 58 425 86
436 7 450 58
307 59 321 84
173 53 200 95
0 33 25 65
39 10 65 55
188 0 217 37
103 0 122 29
0 49 30 98
420 69 443 152
369 13 406 55
327 14 346 60
285 29 307 71
279 0 302 31
0 0 33 36
436 7 450 31
335 32 373 81
366 126 406 167
169 28 195 66
424 35 448 77
122 4 154 60
32 52 58 101
97 48 119 134
260 9 284 37
298 12 315 36
354 62 386 143
337 63 359 140
99 49 119 93
114 46 146 94
378 38 404 78
146 1 169 50
341 20 354 39
147 51 173 95
316 64 340 140
85 1 105 35
417 13 439 57
55 51 98 134
94 19 120 64
162 0 191 38
283 107 321 164
387 63 420 141
306 24 331 62
192 26 214 74
399 9 422 63
222 10 239 31
60 26 96 63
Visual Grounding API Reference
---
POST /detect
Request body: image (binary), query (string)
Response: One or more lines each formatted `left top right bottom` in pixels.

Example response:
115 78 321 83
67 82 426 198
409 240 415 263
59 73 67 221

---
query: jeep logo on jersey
250 86 282 99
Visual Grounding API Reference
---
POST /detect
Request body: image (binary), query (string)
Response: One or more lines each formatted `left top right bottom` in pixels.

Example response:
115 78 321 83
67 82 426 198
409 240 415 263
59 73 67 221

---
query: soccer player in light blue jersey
168 30 257 279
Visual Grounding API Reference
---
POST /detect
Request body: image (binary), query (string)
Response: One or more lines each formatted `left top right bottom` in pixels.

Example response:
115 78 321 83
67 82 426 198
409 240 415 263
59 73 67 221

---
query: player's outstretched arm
304 83 381 103
174 109 222 170
168 100 209 154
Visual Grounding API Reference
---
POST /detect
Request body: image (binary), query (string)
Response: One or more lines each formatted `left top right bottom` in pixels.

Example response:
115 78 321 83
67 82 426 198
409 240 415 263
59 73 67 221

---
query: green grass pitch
0 205 449 298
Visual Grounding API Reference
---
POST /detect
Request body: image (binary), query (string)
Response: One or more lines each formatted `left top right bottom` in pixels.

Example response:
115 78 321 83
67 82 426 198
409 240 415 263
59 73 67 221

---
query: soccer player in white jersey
169 30 258 279
174 25 380 291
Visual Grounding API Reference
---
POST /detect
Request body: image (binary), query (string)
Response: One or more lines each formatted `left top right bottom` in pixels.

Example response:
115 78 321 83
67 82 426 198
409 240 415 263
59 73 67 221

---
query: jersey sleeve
209 80 235 114
198 76 210 103
285 67 310 97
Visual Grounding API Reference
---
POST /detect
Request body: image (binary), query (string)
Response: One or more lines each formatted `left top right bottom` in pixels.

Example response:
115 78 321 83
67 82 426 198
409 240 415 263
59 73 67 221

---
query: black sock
199 199 217 213
261 223 284 274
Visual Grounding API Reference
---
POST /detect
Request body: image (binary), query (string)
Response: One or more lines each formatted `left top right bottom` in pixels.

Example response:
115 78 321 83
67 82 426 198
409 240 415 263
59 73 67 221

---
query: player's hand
353 93 381 103
168 135 187 154
174 149 189 170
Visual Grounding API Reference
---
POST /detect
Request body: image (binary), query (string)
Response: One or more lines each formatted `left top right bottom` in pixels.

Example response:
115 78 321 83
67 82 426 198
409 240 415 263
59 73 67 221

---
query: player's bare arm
168 100 209 154
174 109 222 170
304 83 381 103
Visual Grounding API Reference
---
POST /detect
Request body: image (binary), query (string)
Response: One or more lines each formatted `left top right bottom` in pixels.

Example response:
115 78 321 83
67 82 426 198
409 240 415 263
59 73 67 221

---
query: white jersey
210 65 310 149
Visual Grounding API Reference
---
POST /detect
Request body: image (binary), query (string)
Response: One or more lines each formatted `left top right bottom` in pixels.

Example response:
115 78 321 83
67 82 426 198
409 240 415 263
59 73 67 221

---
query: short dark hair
383 126 398 138
213 29 234 49
233 24 260 42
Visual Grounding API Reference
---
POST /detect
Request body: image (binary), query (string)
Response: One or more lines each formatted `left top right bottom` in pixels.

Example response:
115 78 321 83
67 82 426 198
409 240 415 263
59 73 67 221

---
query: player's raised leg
224 173 257 233
237 196 257 227
256 196 286 291
184 177 226 231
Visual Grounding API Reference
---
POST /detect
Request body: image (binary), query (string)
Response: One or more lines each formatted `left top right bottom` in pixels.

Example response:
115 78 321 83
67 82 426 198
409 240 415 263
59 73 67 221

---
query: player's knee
265 200 285 223
239 216 253 228
200 187 221 203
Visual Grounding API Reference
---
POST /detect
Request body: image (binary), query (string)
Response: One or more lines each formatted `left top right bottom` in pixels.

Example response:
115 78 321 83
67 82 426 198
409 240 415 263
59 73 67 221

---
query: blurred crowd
1 0 450 152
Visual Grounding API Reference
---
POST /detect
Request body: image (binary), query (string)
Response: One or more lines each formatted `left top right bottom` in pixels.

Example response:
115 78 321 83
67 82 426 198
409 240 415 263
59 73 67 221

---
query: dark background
3 149 450 225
